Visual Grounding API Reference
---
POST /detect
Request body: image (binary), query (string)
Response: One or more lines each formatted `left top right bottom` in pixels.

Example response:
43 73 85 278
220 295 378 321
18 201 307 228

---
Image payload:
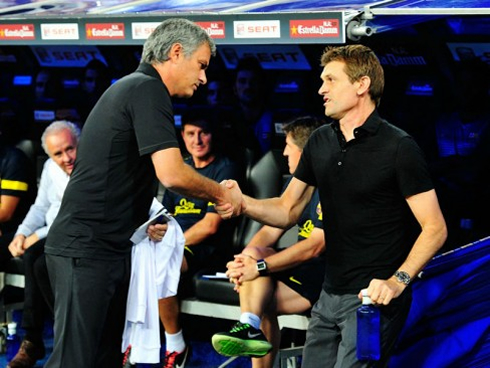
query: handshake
216 179 245 219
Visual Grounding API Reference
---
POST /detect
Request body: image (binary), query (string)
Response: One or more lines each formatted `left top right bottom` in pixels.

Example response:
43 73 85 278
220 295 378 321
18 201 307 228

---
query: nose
318 85 324 95
62 151 73 163
200 70 207 85
196 133 204 144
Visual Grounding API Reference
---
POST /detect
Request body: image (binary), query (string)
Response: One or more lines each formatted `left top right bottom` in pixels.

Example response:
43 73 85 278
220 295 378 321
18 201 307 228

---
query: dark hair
282 115 325 149
181 106 216 133
321 45 384 107
235 56 265 79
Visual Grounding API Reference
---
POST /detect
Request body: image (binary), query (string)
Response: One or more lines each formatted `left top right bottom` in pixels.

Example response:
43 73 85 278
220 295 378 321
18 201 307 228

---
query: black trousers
45 253 130 368
21 238 53 343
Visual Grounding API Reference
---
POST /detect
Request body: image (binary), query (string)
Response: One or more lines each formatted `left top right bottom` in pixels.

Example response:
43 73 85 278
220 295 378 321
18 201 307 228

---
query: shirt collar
330 109 382 138
136 62 171 95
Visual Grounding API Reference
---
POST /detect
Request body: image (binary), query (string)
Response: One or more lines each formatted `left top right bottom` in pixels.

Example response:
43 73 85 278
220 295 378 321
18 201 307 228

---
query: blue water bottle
357 289 381 361
6 322 21 361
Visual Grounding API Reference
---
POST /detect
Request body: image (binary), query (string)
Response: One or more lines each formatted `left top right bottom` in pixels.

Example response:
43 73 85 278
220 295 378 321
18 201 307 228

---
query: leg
45 254 129 368
7 240 47 368
159 295 181 334
212 246 276 359
159 256 189 366
33 252 54 313
238 246 277 318
302 291 340 368
252 282 312 368
21 239 48 347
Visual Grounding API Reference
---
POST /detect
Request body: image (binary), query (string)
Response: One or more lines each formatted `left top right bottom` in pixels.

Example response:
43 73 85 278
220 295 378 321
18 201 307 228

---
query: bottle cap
7 322 17 335
361 289 373 305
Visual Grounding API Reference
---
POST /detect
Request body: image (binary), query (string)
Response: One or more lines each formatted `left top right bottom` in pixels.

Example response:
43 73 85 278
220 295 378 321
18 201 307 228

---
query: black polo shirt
45 63 180 260
294 110 433 293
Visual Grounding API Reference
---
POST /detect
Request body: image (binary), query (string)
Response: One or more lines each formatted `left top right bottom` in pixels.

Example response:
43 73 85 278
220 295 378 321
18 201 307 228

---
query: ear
168 43 183 61
357 75 371 96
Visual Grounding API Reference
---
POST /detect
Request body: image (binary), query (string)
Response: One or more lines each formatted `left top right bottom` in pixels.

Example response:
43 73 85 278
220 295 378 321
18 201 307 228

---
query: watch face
257 261 267 271
395 271 410 285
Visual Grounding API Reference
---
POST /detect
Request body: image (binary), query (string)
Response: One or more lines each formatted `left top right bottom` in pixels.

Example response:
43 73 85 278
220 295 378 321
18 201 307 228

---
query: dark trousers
45 253 130 368
21 239 53 344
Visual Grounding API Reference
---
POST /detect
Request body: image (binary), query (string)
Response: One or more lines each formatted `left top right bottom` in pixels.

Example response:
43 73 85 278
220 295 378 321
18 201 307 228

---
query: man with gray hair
43 18 242 368
7 120 80 368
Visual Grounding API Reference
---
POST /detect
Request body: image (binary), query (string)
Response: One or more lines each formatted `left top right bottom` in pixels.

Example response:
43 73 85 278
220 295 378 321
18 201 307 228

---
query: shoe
122 344 134 368
7 339 45 368
163 345 191 368
211 322 272 358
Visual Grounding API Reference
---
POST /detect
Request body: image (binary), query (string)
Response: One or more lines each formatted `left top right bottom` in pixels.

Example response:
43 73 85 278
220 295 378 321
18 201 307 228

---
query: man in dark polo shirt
220 45 448 367
44 18 242 368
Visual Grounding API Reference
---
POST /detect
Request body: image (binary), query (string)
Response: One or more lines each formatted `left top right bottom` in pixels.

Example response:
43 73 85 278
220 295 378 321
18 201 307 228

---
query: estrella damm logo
316 202 322 221
174 198 202 215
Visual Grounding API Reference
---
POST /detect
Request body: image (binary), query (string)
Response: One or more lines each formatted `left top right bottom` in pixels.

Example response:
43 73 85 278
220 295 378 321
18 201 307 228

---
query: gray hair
141 18 216 64
41 120 81 155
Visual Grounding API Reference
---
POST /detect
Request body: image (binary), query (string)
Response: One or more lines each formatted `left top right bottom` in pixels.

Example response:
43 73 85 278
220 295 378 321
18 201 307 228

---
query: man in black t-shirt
219 45 448 367
43 19 242 368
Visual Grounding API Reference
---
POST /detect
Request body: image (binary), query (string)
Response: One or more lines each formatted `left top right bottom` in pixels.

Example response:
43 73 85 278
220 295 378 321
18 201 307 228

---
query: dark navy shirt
162 154 241 252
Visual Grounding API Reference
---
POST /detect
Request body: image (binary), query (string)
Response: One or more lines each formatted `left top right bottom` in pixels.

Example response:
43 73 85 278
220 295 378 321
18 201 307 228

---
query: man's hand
23 233 39 250
147 222 168 242
225 253 261 291
216 179 244 219
8 235 26 257
358 277 406 305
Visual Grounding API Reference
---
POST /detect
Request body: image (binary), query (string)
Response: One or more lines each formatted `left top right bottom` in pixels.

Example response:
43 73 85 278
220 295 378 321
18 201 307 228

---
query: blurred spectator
34 69 63 104
78 59 111 124
158 107 243 367
232 56 274 156
205 74 234 107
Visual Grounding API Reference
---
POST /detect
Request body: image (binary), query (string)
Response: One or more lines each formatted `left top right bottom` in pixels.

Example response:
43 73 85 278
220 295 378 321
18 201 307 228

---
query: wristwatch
393 270 411 285
256 259 269 276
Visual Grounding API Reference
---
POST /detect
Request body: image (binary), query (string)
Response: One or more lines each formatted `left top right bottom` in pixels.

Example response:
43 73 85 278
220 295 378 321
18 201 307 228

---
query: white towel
121 203 184 364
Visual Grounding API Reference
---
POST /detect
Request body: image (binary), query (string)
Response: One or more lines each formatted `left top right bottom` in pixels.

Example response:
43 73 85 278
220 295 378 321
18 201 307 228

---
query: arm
0 195 21 222
364 189 447 305
16 162 53 238
152 148 243 216
246 225 285 249
261 227 324 273
242 177 315 229
183 212 222 246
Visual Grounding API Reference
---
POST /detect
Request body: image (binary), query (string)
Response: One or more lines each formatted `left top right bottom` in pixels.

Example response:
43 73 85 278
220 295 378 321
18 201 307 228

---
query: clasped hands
225 253 259 292
216 179 244 219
